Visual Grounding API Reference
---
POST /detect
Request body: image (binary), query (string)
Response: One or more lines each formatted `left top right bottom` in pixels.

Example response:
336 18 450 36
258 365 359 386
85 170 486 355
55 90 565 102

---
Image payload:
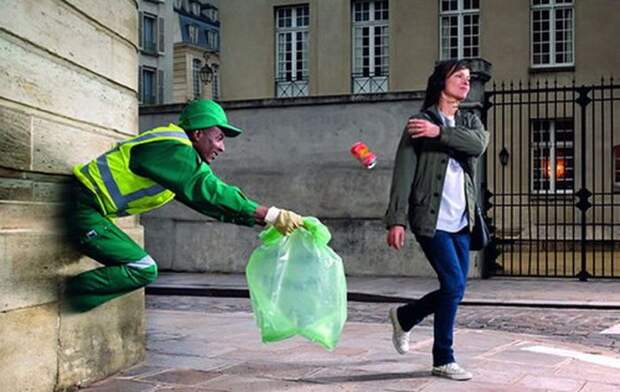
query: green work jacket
74 124 258 226
384 105 489 237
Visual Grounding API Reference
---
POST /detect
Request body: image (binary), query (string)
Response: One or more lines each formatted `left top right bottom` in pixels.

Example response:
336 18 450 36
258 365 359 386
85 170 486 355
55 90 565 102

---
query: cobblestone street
147 295 620 353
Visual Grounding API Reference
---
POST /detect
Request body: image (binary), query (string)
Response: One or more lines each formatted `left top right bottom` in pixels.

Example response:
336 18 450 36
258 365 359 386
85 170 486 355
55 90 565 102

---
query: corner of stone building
0 0 147 391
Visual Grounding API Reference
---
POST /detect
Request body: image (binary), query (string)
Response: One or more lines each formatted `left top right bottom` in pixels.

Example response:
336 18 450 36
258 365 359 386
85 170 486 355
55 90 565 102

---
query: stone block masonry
0 0 146 390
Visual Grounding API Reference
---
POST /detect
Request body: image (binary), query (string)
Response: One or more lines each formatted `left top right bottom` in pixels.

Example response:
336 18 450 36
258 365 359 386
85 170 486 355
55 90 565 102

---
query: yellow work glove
265 207 304 235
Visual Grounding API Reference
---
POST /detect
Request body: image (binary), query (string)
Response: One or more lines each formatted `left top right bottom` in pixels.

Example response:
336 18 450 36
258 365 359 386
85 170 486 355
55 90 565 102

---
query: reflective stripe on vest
79 128 190 217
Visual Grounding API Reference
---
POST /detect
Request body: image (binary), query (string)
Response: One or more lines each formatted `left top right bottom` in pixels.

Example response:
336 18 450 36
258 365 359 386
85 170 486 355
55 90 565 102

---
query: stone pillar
0 1 146 390
462 58 493 114
463 58 493 278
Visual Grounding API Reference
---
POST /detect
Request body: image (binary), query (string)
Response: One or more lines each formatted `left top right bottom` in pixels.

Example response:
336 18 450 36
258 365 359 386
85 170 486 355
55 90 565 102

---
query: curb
145 285 620 310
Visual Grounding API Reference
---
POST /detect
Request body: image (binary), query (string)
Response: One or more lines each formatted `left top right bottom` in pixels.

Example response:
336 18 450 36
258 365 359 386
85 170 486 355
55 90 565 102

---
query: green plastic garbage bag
246 217 347 351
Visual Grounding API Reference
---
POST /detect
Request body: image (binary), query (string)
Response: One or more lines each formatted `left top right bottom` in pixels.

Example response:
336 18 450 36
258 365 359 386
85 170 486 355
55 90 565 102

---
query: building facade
219 0 619 100
139 0 619 279
214 0 620 279
138 0 220 105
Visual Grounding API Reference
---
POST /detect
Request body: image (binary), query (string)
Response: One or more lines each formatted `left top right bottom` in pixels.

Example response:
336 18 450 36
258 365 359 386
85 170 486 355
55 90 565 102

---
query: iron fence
482 79 620 279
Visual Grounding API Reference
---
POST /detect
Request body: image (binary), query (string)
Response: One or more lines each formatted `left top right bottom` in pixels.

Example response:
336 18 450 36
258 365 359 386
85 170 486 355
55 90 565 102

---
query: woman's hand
407 119 440 139
387 225 406 250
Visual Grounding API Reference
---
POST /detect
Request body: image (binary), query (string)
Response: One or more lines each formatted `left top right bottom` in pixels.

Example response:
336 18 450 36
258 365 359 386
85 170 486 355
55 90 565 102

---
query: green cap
178 99 243 137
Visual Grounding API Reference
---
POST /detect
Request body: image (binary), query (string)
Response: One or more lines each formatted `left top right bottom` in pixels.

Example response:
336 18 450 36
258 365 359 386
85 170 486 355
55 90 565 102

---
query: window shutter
157 69 164 104
158 17 165 54
138 66 143 103
139 12 144 50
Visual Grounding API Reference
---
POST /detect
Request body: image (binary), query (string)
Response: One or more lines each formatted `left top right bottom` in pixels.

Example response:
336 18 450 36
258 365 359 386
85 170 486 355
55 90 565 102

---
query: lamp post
199 52 217 99
199 62 213 84
199 61 213 100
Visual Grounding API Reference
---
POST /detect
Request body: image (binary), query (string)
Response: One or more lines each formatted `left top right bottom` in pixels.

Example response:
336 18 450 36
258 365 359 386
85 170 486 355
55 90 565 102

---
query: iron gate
482 79 620 279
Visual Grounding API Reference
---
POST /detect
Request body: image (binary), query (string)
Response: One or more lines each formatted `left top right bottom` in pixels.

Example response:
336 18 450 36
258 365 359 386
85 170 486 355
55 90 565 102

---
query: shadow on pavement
302 370 429 384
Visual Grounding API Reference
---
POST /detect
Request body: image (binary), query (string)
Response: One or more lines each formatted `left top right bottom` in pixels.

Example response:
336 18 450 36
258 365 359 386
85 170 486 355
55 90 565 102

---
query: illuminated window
531 118 574 193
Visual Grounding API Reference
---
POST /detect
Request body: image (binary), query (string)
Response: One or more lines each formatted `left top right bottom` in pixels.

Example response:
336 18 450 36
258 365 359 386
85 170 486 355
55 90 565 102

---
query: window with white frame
531 118 574 193
531 0 574 67
192 58 202 99
440 0 479 60
275 5 309 98
352 0 389 94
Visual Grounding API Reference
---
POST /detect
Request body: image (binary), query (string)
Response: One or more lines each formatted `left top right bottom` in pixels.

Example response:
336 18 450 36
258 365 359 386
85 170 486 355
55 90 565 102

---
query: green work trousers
66 185 158 311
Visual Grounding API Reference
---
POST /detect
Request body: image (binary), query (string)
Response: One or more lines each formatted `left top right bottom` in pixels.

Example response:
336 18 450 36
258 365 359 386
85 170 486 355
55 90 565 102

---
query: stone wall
140 94 462 277
0 1 145 390
139 58 491 278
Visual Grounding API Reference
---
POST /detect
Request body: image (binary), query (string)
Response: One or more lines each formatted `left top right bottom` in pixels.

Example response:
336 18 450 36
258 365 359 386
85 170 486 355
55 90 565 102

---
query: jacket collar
426 104 463 126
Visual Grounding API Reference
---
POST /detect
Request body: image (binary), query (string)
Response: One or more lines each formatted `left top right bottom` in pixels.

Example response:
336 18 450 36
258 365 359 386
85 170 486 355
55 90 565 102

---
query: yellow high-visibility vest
74 124 192 217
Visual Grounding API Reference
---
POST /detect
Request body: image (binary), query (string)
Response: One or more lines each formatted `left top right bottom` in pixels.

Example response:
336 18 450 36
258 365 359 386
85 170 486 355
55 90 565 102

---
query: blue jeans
396 228 470 366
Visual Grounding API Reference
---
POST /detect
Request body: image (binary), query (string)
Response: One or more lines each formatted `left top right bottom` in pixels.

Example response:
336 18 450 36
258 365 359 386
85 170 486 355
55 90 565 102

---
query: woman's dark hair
421 59 470 110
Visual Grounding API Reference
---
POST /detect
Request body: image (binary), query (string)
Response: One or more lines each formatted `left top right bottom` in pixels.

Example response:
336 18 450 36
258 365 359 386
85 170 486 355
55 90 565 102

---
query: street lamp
198 52 219 99
199 61 214 84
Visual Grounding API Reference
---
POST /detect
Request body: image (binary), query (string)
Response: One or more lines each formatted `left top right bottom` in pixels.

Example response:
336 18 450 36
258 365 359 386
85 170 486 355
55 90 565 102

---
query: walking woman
384 60 489 381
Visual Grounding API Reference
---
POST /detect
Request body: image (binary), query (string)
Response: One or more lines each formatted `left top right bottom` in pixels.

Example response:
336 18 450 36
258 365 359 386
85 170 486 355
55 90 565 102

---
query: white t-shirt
436 113 468 232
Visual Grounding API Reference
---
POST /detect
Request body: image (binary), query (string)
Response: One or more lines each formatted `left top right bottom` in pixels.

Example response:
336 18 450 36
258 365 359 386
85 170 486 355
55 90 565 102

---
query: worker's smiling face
191 126 225 164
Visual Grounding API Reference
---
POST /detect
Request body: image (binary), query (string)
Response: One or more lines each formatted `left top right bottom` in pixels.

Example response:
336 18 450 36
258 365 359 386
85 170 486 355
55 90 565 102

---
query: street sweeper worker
66 99 303 311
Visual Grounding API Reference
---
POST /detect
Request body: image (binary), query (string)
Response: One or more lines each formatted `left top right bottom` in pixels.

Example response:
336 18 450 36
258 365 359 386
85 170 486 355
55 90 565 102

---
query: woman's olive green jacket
384 105 489 238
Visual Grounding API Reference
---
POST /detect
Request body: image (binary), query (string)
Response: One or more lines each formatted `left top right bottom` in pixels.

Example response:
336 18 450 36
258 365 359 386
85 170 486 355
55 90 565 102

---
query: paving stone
467 366 525 385
553 359 620 384
83 379 157 392
468 358 554 376
419 380 547 392
579 381 620 392
342 355 431 374
155 387 225 392
452 329 518 354
199 374 345 391
303 366 430 391
481 347 568 366
144 353 241 372
117 365 168 379
221 361 323 380
514 374 585 392
140 368 222 386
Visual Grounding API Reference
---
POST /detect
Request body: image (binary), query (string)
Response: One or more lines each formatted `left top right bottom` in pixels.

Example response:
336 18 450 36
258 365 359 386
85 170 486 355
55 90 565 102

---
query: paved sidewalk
79 273 620 391
83 309 620 391
149 272 620 308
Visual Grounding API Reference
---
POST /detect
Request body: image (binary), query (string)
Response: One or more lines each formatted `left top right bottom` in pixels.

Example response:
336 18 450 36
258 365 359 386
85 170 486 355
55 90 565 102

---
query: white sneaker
388 307 410 354
431 362 473 381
